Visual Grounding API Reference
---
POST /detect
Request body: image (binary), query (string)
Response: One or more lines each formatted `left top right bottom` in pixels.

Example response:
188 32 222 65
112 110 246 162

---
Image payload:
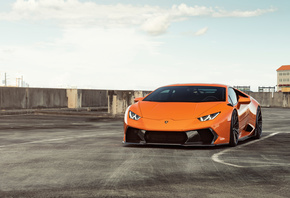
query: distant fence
0 87 289 115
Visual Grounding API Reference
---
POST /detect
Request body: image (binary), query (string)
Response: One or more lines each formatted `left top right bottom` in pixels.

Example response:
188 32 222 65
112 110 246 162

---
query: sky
0 0 289 91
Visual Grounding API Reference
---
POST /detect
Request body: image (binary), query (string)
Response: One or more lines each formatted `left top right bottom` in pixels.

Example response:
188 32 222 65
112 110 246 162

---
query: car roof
162 83 229 88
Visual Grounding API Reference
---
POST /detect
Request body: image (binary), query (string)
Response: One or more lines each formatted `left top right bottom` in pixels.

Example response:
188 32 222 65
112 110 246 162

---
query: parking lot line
211 132 281 168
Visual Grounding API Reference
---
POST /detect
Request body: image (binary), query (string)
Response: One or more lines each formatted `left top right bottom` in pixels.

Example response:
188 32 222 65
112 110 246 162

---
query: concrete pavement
0 108 289 197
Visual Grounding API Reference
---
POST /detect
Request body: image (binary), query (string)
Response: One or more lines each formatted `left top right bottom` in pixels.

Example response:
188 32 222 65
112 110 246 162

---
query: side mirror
134 97 144 103
238 97 251 104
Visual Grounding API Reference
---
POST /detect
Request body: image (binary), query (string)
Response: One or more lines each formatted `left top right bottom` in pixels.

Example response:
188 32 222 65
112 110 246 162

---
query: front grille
144 131 187 144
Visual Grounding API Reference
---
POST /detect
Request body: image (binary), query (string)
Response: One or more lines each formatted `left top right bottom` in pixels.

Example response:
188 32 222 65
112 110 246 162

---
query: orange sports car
123 84 262 146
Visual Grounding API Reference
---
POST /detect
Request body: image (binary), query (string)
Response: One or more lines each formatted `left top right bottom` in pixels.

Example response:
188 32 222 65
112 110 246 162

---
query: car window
228 88 238 105
143 86 226 102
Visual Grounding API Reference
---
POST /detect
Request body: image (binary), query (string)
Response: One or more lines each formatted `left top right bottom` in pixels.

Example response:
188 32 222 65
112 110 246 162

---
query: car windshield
143 86 226 102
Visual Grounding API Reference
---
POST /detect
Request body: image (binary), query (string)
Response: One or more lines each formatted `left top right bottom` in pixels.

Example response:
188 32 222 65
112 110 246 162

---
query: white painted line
0 134 100 148
211 132 280 168
263 131 290 133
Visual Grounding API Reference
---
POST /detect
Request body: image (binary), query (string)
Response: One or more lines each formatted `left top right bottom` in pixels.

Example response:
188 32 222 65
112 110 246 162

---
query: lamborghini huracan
123 84 262 146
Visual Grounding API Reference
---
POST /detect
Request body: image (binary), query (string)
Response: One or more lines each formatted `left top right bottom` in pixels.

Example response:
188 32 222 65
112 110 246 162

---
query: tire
253 106 262 139
229 110 239 147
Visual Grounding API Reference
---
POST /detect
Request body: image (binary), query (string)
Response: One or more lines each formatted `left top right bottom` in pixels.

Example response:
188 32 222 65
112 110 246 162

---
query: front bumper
124 127 218 146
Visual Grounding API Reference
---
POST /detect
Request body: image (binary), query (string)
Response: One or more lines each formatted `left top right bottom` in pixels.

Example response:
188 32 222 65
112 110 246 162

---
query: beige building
277 65 290 92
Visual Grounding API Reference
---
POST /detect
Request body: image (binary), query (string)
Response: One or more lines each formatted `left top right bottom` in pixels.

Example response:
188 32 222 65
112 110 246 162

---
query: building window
279 79 282 82
279 73 282 76
283 73 286 75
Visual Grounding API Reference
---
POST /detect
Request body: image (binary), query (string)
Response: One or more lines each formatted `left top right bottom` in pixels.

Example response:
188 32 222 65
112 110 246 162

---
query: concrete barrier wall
81 89 107 108
1 87 289 113
0 87 27 109
0 87 150 112
0 87 67 109
28 88 67 109
248 92 290 108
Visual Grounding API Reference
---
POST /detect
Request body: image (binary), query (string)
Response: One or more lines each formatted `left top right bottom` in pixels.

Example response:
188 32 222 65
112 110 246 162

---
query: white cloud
141 14 171 36
0 0 277 36
181 27 209 37
213 7 277 17
1 27 162 88
195 27 208 36
171 4 214 17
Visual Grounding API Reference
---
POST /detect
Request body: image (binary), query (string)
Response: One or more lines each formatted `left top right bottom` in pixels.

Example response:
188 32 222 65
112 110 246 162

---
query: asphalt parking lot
0 108 289 198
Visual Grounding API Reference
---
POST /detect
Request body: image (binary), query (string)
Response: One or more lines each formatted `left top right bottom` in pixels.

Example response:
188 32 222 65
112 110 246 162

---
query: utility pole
16 78 22 87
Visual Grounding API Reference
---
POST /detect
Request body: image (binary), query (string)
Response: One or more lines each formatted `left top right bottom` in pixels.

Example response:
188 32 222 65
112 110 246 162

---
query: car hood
137 101 223 120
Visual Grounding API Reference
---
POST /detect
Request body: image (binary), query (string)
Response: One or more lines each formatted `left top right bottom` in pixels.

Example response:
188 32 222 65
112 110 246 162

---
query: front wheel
229 110 239 147
253 106 262 139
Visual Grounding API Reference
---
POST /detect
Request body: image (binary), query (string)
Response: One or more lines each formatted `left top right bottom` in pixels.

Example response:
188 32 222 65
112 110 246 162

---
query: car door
228 87 249 133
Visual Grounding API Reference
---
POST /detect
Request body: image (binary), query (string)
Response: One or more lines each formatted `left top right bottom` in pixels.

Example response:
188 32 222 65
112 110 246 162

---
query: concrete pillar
283 94 288 107
116 96 125 114
134 91 143 98
112 95 117 115
66 89 81 108
129 91 144 105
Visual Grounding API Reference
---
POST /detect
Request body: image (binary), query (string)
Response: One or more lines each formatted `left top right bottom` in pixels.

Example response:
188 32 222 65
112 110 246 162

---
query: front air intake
186 129 217 144
144 131 187 144
197 129 215 144
126 127 142 143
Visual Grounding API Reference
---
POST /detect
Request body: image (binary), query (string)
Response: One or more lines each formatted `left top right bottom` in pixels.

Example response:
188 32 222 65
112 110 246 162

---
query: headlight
129 111 141 120
198 112 220 122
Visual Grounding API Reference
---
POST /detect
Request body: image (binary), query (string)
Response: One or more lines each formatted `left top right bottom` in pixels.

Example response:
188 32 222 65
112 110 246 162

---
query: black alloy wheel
253 106 262 139
229 110 239 147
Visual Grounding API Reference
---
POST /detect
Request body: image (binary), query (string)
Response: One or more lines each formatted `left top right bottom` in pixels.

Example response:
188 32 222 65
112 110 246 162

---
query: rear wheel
229 110 239 147
253 106 262 139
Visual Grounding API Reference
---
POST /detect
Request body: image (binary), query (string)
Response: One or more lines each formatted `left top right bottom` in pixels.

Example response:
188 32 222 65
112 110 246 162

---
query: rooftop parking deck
0 108 289 197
